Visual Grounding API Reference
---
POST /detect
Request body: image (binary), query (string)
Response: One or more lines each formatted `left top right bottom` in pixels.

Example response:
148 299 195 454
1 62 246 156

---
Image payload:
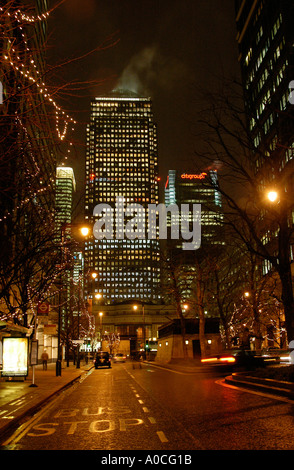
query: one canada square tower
84 90 161 304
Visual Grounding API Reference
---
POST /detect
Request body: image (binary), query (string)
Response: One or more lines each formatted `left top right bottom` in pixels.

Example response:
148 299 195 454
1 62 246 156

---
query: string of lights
1 4 76 144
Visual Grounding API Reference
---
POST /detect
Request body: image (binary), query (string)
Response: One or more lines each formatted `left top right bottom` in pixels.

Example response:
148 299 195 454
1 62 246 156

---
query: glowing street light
80 226 90 236
133 303 146 352
267 190 278 202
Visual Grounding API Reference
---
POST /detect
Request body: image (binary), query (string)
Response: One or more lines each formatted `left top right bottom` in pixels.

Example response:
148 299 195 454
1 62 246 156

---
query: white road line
1 393 61 446
148 417 156 424
145 363 195 375
157 431 168 443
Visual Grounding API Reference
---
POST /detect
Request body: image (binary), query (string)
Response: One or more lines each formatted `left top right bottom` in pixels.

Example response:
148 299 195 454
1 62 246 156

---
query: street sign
37 302 49 315
44 324 57 335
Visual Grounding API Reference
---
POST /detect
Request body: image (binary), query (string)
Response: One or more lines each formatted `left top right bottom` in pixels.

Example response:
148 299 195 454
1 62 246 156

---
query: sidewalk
0 361 93 442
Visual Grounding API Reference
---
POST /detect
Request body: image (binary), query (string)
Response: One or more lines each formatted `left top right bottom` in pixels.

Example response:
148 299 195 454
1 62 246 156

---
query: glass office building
164 169 223 247
55 167 76 232
235 0 294 275
84 90 161 304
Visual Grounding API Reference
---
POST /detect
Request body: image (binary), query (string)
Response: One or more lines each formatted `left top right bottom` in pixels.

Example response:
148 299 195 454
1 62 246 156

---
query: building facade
233 0 294 345
55 167 76 233
162 169 224 313
235 0 293 161
91 301 177 357
84 90 161 304
164 169 223 248
235 0 294 273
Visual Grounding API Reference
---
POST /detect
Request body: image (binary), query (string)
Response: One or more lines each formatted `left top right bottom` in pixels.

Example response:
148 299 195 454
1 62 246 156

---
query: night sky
48 0 241 209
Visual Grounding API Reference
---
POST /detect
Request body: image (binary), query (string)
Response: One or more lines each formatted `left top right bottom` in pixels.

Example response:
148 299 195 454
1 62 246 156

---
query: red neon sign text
181 172 207 180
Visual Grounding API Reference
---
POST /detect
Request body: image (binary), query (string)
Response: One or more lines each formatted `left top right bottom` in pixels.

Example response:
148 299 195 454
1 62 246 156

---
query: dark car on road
201 348 278 370
94 351 111 369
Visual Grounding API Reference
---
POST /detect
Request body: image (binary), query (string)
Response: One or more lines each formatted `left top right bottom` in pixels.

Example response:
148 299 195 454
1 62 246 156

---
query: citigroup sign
181 172 207 180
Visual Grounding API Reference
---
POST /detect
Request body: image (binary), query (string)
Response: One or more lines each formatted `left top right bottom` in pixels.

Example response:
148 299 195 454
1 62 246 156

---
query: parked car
113 353 127 363
94 351 111 369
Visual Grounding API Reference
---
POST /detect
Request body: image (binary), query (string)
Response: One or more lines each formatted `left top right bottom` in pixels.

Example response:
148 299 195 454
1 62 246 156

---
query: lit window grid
85 96 160 302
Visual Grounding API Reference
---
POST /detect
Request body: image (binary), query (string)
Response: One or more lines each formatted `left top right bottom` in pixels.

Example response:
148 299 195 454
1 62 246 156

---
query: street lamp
80 227 89 237
99 311 103 347
133 303 145 353
267 190 278 203
56 222 89 376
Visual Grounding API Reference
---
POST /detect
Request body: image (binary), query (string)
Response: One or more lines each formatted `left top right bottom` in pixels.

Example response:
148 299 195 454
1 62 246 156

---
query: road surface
2 361 294 451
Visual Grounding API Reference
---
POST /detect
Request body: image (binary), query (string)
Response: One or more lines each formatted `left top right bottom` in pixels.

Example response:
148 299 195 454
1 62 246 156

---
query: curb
225 372 294 399
0 367 92 443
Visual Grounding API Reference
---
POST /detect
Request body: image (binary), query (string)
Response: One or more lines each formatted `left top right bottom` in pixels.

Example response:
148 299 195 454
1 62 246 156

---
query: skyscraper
234 0 294 344
55 167 76 233
235 0 294 275
84 90 161 304
163 169 223 308
235 0 293 167
164 169 223 248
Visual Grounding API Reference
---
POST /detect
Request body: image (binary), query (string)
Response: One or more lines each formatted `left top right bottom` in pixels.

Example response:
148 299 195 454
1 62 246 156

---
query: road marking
148 417 156 424
145 363 197 375
142 407 149 413
157 431 168 442
1 393 62 446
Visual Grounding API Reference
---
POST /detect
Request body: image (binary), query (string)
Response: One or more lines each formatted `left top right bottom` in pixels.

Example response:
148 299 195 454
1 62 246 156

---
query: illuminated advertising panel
2 337 29 377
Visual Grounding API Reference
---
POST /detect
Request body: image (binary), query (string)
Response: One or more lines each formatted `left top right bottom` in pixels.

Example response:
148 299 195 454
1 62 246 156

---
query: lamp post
99 311 103 347
56 223 89 376
133 303 145 354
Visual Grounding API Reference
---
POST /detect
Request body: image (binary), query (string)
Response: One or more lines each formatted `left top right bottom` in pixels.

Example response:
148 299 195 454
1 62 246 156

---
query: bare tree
0 1 118 334
193 80 294 343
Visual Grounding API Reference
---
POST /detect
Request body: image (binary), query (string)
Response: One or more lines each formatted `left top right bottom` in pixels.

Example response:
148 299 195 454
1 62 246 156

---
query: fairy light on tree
0 1 74 326
0 1 117 352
